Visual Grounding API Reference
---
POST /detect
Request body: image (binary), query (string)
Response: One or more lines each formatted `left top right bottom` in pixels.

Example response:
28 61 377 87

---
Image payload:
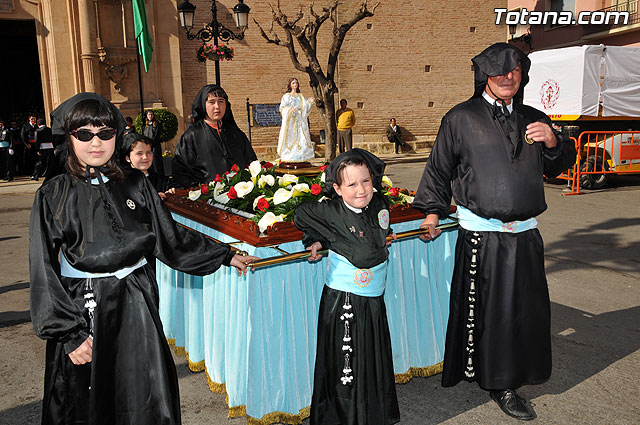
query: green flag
133 0 153 72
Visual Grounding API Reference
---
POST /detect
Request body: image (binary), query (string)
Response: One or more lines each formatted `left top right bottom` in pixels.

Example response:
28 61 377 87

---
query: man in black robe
172 84 257 189
413 43 576 421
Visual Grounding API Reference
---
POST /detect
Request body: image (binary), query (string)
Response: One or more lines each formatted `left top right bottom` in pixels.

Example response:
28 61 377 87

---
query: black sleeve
29 189 90 354
172 130 203 189
140 176 235 273
542 121 577 178
413 116 457 218
294 200 336 249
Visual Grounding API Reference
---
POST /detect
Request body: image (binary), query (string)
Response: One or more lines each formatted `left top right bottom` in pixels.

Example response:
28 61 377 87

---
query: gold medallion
524 132 535 145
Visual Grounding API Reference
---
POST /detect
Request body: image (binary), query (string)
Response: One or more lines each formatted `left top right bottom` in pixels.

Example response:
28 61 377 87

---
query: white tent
524 44 640 118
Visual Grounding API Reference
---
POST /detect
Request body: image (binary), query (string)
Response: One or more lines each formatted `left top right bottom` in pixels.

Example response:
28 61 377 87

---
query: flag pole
136 48 144 118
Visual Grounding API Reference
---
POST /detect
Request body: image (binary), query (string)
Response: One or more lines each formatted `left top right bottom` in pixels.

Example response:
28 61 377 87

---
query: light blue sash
0 141 9 148
60 254 147 279
456 205 537 233
326 251 387 297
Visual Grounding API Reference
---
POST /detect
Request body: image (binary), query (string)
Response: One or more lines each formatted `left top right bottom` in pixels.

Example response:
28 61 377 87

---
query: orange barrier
554 137 580 196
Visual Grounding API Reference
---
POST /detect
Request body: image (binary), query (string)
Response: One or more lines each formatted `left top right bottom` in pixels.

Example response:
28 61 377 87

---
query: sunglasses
70 128 117 142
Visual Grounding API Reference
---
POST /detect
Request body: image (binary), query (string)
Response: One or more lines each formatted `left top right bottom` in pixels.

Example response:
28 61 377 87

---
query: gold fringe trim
394 362 443 384
247 406 311 425
185 352 205 372
167 339 441 424
205 370 227 394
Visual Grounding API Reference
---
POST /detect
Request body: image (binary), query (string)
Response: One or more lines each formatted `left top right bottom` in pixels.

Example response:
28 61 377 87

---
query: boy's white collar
342 200 362 213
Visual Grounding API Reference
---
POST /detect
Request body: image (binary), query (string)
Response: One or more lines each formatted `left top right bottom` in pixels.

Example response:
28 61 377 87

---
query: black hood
191 84 239 129
472 43 530 104
324 148 386 198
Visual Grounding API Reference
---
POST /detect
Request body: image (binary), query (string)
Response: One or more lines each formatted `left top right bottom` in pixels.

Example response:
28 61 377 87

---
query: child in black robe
121 132 168 196
294 148 400 425
29 92 257 425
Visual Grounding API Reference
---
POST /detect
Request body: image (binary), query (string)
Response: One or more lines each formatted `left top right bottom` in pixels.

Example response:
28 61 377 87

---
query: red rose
388 187 400 197
262 161 274 169
230 164 239 172
224 171 229 175
310 183 322 196
200 184 209 195
228 187 238 199
214 174 222 183
320 164 328 172
256 197 270 212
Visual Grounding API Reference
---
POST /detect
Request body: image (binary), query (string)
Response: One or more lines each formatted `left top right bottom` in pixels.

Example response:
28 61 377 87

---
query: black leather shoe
490 389 536 421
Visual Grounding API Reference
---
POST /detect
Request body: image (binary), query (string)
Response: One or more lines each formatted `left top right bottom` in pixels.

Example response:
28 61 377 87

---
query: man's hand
230 254 259 276
526 122 557 148
306 241 323 262
419 214 441 241
386 232 397 246
68 336 93 365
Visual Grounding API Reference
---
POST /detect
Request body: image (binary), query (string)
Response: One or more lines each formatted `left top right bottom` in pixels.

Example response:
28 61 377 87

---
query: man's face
29 116 36 126
485 64 522 104
390 118 396 126
340 100 347 110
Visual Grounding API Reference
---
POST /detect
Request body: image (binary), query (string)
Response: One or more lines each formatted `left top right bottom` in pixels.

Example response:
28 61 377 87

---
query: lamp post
177 0 250 85
508 24 532 51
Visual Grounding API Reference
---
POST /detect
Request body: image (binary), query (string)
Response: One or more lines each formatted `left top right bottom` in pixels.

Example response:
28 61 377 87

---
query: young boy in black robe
294 148 400 425
29 92 257 425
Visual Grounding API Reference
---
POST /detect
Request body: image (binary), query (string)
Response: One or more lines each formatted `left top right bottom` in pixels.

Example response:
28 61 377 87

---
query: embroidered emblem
353 268 373 288
502 221 517 232
539 79 560 110
126 199 136 210
349 226 356 233
378 209 390 229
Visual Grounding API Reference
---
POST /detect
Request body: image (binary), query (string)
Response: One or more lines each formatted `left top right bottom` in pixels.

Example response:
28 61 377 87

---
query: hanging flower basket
197 43 234 62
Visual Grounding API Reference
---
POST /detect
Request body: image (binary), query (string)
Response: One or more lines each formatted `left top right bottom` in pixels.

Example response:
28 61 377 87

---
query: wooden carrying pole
247 221 459 270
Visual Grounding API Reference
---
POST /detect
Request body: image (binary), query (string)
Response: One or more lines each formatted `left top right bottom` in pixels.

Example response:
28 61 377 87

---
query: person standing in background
21 115 38 176
142 110 164 179
336 99 356 154
32 118 55 180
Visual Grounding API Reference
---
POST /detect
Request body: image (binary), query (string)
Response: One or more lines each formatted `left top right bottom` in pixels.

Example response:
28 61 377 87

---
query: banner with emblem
524 45 602 118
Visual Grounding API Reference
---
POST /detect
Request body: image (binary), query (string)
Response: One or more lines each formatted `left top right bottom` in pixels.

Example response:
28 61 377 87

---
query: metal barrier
558 131 640 195
553 137 580 196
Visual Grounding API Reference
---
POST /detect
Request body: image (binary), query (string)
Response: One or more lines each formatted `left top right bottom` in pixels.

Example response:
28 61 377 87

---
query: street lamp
177 0 250 85
508 23 532 51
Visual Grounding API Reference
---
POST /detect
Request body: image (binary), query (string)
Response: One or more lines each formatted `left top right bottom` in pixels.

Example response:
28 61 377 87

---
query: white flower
278 173 298 187
258 174 275 188
257 212 285 233
252 195 266 211
292 183 310 197
234 181 254 198
213 181 229 204
188 190 201 201
400 193 415 204
382 175 393 188
226 171 237 180
320 172 325 183
273 188 293 205
248 160 262 178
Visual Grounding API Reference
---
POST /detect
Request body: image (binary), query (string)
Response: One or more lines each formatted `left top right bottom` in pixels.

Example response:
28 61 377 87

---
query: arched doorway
0 19 44 126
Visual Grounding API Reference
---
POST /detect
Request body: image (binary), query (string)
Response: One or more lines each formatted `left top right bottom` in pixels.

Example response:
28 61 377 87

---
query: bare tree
255 0 380 160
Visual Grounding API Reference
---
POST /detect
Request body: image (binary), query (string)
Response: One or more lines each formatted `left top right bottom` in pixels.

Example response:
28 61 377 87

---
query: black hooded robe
30 93 235 425
294 149 400 425
172 85 257 189
413 44 576 390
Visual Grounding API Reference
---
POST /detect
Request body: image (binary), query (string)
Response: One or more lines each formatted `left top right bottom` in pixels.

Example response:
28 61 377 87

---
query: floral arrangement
162 150 173 157
185 160 414 234
197 43 234 62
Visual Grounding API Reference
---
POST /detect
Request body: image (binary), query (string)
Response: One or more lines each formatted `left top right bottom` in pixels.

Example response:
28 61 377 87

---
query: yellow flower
382 175 393 188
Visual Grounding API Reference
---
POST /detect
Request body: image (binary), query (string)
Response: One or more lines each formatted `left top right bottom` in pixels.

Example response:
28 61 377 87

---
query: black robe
29 170 234 425
171 120 257 189
413 93 576 390
295 193 400 425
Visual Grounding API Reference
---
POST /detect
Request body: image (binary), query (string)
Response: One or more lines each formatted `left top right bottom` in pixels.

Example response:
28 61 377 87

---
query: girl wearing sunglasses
29 92 257 425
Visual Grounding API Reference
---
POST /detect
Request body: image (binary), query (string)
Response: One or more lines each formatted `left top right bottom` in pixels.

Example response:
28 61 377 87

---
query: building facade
1 0 507 158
